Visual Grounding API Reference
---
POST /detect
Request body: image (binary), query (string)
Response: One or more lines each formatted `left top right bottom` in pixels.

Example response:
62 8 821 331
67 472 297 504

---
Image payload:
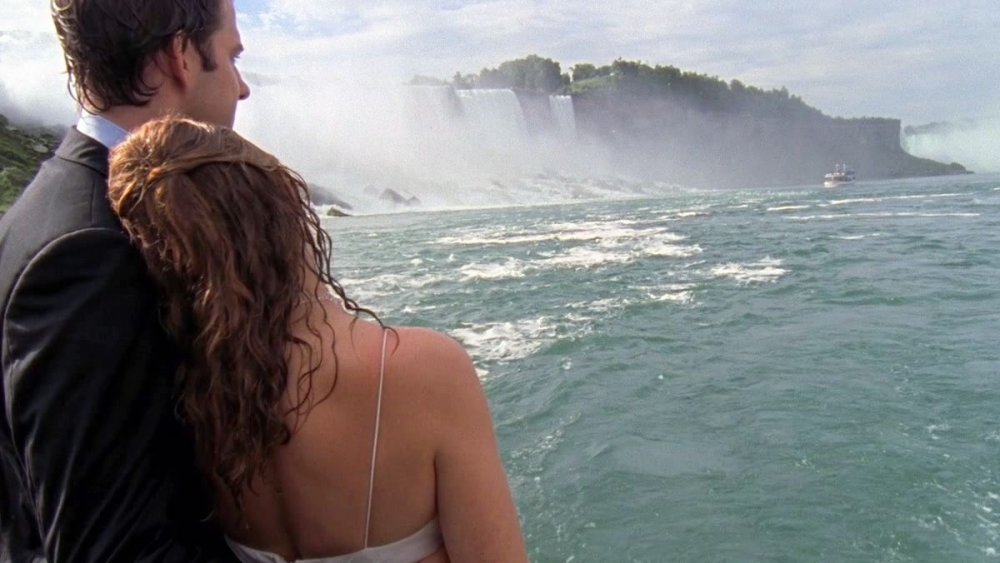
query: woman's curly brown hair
108 116 376 513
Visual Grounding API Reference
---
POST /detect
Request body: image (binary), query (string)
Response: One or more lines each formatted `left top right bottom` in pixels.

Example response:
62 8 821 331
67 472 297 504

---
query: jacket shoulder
0 131 125 322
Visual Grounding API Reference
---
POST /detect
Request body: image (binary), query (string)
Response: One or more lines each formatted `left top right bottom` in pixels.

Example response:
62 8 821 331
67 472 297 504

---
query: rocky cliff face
567 91 966 188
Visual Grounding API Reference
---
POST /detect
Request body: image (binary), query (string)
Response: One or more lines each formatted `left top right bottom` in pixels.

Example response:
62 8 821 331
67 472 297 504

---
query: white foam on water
544 219 643 232
340 271 450 302
834 233 883 240
637 240 703 258
789 213 873 221
710 257 787 284
825 193 966 208
767 205 812 212
561 312 596 331
927 423 951 440
508 413 581 477
590 230 688 251
674 210 710 219
649 289 695 304
632 283 696 305
449 317 558 363
788 212 979 221
435 233 553 246
582 297 634 313
439 221 700 281
828 197 882 206
536 246 635 269
436 222 675 247
645 230 687 242
555 227 652 243
891 192 964 200
458 258 528 280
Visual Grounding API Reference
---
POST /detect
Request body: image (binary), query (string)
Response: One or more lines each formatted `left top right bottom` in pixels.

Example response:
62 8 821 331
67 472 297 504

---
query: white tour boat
824 163 856 188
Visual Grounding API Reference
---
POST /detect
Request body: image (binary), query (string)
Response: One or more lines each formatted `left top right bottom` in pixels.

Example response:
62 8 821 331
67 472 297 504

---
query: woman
108 116 527 562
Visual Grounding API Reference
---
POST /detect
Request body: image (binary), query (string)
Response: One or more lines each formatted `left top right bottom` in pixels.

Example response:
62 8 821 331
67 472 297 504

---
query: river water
323 174 1000 562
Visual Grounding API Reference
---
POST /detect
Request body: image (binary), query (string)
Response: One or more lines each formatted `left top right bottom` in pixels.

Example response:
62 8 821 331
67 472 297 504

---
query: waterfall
455 89 529 146
902 118 1000 173
549 95 576 138
404 85 460 134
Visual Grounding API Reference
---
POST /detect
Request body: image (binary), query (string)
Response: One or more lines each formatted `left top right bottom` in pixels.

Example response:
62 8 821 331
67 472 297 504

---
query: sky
1 0 998 128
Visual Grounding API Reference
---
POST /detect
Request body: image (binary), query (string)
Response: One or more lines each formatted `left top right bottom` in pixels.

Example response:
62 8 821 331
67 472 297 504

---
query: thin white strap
363 329 389 548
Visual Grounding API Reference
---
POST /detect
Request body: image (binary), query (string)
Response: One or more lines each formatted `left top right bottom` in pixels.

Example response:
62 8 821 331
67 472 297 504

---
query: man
0 0 250 560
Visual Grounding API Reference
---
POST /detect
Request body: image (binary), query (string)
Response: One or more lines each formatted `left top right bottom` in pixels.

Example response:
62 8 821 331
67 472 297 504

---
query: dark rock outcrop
379 188 421 207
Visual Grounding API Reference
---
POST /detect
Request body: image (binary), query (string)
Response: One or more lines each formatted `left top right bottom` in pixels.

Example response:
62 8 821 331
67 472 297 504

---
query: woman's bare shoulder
385 326 482 400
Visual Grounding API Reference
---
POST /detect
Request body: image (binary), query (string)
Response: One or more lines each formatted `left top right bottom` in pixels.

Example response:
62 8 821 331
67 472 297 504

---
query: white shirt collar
76 112 129 149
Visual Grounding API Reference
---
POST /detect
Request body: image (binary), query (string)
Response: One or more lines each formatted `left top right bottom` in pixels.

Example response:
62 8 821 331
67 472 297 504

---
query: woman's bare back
219 300 525 562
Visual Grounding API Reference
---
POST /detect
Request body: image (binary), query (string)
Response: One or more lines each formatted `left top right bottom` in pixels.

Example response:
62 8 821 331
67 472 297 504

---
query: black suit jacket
0 129 235 562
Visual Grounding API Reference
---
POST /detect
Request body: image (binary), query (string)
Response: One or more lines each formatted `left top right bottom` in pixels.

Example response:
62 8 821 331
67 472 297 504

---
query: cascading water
454 89 529 147
902 118 1000 173
548 95 576 139
404 85 461 135
268 82 614 213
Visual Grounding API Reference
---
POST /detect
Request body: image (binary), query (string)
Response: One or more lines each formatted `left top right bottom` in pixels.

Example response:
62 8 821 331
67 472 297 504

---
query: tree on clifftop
474 55 569 93
571 63 612 82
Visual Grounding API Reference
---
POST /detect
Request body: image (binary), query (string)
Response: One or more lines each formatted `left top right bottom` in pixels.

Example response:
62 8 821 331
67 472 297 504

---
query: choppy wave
339 271 450 302
834 233 882 240
434 221 701 278
645 283 697 304
710 257 787 284
535 246 634 269
449 315 586 364
828 198 883 206
566 297 635 314
788 212 980 221
674 210 710 218
459 258 529 280
826 193 965 207
435 220 679 247
636 240 703 258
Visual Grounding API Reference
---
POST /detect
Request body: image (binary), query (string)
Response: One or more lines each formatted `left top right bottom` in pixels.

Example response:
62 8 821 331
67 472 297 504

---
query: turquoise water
323 174 1000 562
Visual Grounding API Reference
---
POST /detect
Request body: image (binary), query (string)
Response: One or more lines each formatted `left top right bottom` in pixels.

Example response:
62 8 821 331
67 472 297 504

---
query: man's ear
157 33 193 89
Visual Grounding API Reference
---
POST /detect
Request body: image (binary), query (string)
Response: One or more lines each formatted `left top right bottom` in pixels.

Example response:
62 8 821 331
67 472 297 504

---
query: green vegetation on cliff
443 55 826 121
0 114 58 214
450 55 569 93
570 59 824 121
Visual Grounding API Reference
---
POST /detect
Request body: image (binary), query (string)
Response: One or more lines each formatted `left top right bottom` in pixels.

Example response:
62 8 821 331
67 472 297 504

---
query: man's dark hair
51 0 224 112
